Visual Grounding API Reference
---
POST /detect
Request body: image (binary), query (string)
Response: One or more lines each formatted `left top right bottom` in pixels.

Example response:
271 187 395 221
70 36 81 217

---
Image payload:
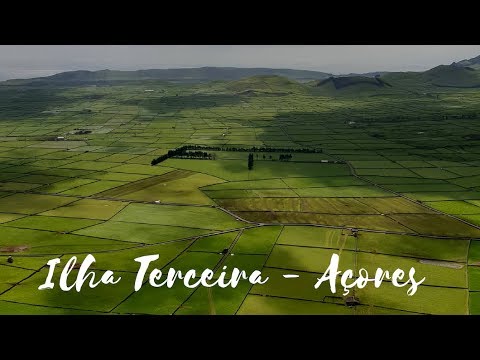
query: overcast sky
1 45 480 81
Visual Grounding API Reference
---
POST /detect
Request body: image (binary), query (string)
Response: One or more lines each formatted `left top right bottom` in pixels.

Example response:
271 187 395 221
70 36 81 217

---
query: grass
69 241 193 272
469 241 480 265
0 193 77 214
114 252 222 314
36 178 97 193
59 160 119 171
0 213 26 223
216 254 268 278
114 280 196 315
111 172 223 205
0 300 101 315
249 268 337 302
203 178 287 190
84 172 150 182
0 265 35 294
189 232 239 252
265 245 355 273
237 294 354 315
74 221 211 244
205 188 299 198
470 293 480 315
107 163 175 175
425 200 480 215
389 214 480 237
3 215 101 232
41 199 129 220
164 159 351 181
404 191 480 201
232 226 282 254
355 168 419 177
411 168 459 179
60 180 125 196
294 186 393 198
357 197 434 214
0 255 63 271
0 182 42 191
175 281 253 315
235 212 411 232
355 283 468 314
283 176 368 188
0 226 132 254
358 232 469 262
2 74 480 314
382 183 466 192
468 266 480 291
0 268 137 312
277 226 355 249
358 252 467 288
110 203 243 230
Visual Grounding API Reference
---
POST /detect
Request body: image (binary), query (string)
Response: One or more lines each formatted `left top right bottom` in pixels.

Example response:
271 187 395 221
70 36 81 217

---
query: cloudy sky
1 45 479 81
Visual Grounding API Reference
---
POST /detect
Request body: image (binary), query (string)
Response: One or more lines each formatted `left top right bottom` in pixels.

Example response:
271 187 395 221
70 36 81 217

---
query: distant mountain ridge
455 54 480 69
2 67 332 85
3 53 480 90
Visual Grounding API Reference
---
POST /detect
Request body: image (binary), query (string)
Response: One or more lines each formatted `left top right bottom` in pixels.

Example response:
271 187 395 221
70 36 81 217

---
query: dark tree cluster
279 154 293 161
174 151 215 160
248 153 254 170
152 146 217 165
151 146 188 165
72 129 92 135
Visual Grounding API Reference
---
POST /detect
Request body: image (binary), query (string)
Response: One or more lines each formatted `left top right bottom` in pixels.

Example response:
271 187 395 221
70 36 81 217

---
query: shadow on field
123 94 242 114
0 87 75 118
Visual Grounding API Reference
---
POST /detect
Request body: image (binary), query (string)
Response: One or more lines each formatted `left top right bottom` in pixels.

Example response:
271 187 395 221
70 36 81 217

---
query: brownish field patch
0 245 30 253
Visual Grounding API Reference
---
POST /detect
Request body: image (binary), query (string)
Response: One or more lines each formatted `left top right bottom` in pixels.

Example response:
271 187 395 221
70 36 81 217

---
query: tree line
151 147 187 165
180 144 321 153
175 151 215 160
151 145 322 166
151 146 215 165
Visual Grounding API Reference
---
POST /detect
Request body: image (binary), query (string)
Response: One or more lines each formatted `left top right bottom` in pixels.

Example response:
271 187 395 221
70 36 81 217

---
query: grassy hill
382 65 480 90
223 75 309 95
315 76 391 89
421 65 480 87
456 54 480 69
3 59 480 94
1 67 332 86
308 75 395 96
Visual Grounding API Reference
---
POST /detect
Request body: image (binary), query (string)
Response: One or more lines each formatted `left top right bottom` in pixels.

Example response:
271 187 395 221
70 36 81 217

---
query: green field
1 67 480 315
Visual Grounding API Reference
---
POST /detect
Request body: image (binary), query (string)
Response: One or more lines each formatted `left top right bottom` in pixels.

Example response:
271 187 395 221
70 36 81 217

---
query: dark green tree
248 153 254 170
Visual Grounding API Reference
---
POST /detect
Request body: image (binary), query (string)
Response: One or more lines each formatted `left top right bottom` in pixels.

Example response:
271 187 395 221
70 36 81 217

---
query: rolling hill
455 54 480 69
3 54 480 92
224 75 309 95
315 76 392 90
421 64 480 87
1 67 332 86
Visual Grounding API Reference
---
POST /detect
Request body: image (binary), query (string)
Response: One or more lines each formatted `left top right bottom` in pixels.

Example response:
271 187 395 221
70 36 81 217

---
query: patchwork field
1 73 480 315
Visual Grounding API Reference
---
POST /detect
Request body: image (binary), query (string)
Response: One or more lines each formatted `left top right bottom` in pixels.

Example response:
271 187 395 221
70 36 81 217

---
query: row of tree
180 144 321 153
152 146 217 165
151 146 189 165
175 151 215 160
152 144 321 166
